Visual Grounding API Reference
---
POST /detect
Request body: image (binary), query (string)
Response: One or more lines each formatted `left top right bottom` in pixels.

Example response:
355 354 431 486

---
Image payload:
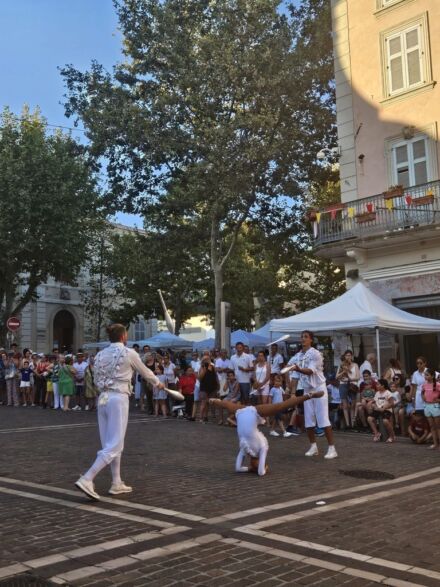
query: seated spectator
389 381 402 432
355 370 377 428
367 379 395 443
421 368 440 449
408 412 431 445
327 377 341 429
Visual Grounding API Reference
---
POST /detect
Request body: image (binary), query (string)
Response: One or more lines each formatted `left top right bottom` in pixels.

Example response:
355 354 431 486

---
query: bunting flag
385 199 394 211
366 203 373 213
347 207 355 218
330 209 337 220
313 221 318 238
427 189 434 197
405 195 412 206
316 212 321 223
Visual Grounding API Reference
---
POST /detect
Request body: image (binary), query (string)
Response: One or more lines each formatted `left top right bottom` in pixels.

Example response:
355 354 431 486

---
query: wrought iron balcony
312 180 440 247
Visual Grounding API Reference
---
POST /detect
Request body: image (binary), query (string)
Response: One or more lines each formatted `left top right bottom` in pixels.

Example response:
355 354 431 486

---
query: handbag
348 382 359 394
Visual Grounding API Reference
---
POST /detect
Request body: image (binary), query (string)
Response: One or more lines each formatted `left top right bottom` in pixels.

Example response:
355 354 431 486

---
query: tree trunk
214 264 223 349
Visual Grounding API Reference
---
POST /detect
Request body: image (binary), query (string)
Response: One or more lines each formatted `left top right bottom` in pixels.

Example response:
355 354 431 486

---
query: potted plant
383 185 404 199
412 190 435 206
355 211 377 223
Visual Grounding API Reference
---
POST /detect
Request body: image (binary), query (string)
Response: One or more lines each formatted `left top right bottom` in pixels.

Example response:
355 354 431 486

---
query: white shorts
20 381 31 388
304 395 331 429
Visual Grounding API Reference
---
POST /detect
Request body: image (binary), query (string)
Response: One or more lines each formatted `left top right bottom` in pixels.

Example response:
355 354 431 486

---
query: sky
1 0 297 227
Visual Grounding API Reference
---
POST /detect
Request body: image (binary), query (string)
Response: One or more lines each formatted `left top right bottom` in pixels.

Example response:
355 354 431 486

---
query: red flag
366 203 373 213
405 195 412 206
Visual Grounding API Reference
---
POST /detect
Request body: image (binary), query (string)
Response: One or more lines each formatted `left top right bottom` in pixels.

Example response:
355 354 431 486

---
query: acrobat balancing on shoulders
209 392 323 476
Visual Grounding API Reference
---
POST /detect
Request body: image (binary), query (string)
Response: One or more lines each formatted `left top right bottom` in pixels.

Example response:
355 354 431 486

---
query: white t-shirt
231 353 254 384
191 360 201 374
73 361 87 384
215 357 232 389
374 390 393 411
327 384 341 404
269 352 284 374
411 369 427 410
297 347 327 394
163 362 176 384
288 353 302 384
390 391 401 407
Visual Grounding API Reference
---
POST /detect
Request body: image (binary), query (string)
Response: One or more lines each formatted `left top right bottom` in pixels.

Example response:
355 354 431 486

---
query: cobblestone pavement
0 406 439 586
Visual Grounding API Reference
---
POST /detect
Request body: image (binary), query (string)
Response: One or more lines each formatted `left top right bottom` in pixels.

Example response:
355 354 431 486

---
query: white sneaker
305 445 319 457
85 405 90 411
109 482 133 495
283 432 293 438
75 476 100 500
269 430 280 437
324 446 338 460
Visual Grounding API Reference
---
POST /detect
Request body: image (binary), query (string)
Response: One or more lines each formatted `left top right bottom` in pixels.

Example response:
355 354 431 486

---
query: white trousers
304 395 331 429
52 382 61 409
83 392 130 484
97 393 129 464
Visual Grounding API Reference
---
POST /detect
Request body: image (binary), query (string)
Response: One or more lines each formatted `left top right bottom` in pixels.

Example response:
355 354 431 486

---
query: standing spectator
140 352 157 414
51 355 62 410
178 366 196 420
72 352 88 411
34 354 51 407
58 356 76 411
5 352 19 407
398 385 414 436
153 364 168 417
268 344 284 378
0 351 6 405
383 358 403 386
367 379 395 443
421 368 440 449
253 350 271 404
269 375 293 437
230 342 254 405
359 353 377 379
198 353 219 422
84 356 98 411
336 350 360 429
286 348 305 435
327 377 342 429
411 356 428 416
243 345 256 365
190 352 202 421
215 349 232 399
44 356 54 408
19 360 33 406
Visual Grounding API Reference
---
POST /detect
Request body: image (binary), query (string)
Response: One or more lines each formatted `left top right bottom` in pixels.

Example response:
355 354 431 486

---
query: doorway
53 310 75 353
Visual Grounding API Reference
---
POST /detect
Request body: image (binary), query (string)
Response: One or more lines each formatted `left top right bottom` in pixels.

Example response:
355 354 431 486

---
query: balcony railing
313 180 440 247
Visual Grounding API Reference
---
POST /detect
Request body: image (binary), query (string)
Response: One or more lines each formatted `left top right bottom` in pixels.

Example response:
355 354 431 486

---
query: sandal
373 433 381 442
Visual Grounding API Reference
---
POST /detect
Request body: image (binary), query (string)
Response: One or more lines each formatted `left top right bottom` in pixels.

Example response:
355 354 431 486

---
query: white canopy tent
136 331 193 349
270 282 440 373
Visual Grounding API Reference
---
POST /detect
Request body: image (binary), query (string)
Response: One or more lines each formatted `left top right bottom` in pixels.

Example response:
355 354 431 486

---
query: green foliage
61 0 336 341
0 107 103 344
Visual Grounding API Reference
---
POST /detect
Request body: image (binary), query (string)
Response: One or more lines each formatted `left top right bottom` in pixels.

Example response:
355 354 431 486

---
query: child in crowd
367 379 395 443
153 364 168 417
269 375 293 438
398 385 414 436
421 368 440 449
327 377 341 429
222 370 240 426
178 366 196 420
355 370 376 428
389 381 402 432
84 357 98 411
20 360 33 406
408 411 431 444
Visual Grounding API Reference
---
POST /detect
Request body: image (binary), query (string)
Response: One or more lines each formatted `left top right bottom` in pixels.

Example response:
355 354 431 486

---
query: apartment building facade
315 0 440 368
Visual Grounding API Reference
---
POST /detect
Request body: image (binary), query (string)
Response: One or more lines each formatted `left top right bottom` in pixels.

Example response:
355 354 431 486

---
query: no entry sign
7 316 21 332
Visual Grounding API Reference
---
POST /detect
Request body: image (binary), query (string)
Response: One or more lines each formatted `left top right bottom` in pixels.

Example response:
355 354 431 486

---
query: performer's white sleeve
129 351 160 387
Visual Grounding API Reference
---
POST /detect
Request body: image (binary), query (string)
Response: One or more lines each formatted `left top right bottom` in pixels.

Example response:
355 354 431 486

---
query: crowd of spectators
0 340 438 447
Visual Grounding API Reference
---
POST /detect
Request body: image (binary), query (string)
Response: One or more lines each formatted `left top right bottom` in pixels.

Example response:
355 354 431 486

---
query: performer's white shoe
109 482 133 495
305 444 319 457
324 446 338 460
75 476 100 500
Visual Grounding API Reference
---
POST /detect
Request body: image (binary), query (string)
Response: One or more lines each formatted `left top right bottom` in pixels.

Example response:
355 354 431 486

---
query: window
392 136 428 187
381 14 432 100
376 0 416 13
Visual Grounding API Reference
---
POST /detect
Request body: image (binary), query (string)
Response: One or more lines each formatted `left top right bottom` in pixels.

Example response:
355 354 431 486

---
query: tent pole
375 327 381 376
